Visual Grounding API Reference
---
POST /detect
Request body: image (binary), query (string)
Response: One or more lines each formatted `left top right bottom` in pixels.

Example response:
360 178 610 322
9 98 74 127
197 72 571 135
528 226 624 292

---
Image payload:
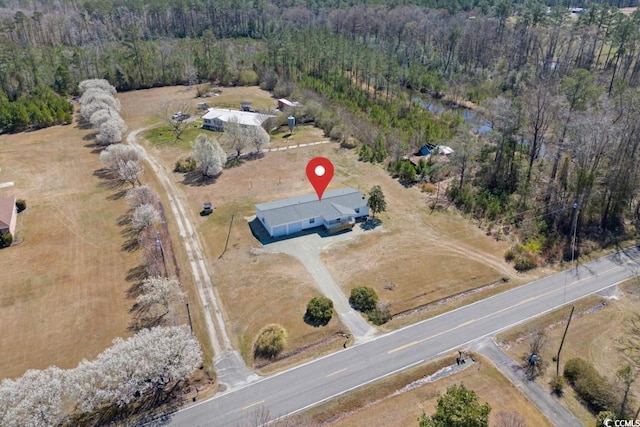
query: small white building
277 98 301 111
202 108 273 131
0 196 17 238
255 188 369 238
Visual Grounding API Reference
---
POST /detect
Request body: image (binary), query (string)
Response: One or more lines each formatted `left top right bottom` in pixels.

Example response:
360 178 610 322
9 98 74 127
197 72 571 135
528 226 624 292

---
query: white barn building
202 108 272 131
255 188 369 238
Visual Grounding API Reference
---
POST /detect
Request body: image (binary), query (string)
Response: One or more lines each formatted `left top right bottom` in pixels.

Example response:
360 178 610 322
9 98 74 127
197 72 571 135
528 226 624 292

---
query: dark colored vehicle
202 202 213 215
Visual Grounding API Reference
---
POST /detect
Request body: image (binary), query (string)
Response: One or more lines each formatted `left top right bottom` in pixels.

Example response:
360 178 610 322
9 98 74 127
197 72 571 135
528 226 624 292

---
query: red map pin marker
306 157 334 201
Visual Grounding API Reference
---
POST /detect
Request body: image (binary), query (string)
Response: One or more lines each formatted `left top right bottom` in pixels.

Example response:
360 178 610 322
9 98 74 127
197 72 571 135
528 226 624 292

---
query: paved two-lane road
166 246 640 426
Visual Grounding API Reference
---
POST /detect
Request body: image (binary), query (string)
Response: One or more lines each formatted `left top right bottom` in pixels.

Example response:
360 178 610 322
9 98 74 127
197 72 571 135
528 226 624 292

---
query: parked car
172 112 190 121
202 202 213 215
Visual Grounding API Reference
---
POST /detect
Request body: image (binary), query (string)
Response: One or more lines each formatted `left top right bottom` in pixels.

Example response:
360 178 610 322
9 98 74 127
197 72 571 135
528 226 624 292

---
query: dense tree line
2 0 640 258
0 86 71 132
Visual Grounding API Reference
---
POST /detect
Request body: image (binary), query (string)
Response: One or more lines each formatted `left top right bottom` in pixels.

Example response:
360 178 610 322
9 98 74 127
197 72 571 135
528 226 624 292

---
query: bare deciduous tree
160 102 194 141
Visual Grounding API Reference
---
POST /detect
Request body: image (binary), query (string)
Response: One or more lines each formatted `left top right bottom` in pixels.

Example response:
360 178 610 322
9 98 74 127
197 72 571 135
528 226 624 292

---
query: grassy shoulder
300 353 552 426
497 283 640 426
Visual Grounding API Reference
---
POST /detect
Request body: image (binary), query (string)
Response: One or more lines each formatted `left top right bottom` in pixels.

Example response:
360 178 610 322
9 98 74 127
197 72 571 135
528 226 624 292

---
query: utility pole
556 306 575 377
186 301 194 334
571 202 579 272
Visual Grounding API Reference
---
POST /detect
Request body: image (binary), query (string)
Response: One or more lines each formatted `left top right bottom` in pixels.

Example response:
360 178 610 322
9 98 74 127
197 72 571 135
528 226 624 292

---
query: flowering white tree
78 79 116 95
89 109 112 129
99 144 143 170
224 117 249 159
0 326 202 423
192 134 226 178
131 203 160 232
126 185 160 209
247 125 270 153
135 277 184 326
0 367 67 427
80 88 121 113
79 79 126 145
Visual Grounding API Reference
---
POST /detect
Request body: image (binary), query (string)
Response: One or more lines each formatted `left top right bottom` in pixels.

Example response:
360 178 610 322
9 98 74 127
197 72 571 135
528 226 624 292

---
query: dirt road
128 128 257 388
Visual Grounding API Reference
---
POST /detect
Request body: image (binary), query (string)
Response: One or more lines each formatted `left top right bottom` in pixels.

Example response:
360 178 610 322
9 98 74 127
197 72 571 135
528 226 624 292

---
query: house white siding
254 188 368 238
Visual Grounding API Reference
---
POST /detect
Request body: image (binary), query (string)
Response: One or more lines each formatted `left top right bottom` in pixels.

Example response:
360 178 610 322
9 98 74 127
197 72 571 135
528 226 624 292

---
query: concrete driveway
263 224 378 342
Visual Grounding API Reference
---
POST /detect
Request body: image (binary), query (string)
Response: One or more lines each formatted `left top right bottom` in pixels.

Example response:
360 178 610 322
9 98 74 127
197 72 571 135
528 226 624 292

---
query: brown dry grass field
0 123 139 380
116 86 535 371
299 354 552 427
498 282 640 426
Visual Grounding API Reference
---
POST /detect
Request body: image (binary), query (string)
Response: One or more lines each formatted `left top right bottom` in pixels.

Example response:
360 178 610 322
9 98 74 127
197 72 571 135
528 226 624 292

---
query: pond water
412 96 548 158
412 96 493 134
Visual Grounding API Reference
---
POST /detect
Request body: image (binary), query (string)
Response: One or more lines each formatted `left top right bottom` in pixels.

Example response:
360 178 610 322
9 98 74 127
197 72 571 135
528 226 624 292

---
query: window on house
310 218 315 224
355 208 360 213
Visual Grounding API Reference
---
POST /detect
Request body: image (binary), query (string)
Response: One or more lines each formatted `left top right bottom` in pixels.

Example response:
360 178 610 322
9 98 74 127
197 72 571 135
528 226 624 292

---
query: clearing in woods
119 86 532 370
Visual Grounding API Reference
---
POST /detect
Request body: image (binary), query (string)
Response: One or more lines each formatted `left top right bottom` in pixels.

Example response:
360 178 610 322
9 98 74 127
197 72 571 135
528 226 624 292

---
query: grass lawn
144 121 206 152
268 124 326 149
300 354 553 427
498 284 640 426
0 123 138 380
203 86 277 112
119 85 532 372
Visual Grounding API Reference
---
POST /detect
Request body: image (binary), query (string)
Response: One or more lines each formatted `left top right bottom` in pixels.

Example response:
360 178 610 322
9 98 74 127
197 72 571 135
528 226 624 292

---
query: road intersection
165 245 640 426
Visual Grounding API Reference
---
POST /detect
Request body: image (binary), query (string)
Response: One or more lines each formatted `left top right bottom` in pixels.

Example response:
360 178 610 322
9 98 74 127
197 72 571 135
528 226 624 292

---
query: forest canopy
2 0 640 263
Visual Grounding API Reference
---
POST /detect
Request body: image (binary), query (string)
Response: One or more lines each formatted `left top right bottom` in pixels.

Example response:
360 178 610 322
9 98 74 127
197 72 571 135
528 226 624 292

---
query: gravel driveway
264 226 378 342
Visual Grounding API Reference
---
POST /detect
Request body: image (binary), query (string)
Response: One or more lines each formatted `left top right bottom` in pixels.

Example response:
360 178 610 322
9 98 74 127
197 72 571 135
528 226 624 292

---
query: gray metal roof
255 188 366 227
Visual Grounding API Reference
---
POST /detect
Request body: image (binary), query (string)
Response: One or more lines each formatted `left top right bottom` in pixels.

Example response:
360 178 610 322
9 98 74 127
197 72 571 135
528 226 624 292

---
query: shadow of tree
181 171 218 187
303 312 330 327
360 218 382 230
118 214 132 227
108 188 128 200
225 156 244 168
126 264 148 282
122 237 140 252
83 132 98 141
127 280 145 299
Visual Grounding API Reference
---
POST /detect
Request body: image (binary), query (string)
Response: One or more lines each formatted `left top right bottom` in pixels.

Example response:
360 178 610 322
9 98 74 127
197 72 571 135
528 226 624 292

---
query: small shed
277 98 300 111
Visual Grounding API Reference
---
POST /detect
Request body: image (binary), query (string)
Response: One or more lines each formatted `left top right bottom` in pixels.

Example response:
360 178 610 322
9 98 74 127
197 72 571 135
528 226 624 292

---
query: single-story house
277 98 301 111
255 187 369 238
0 196 17 238
202 108 273 131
